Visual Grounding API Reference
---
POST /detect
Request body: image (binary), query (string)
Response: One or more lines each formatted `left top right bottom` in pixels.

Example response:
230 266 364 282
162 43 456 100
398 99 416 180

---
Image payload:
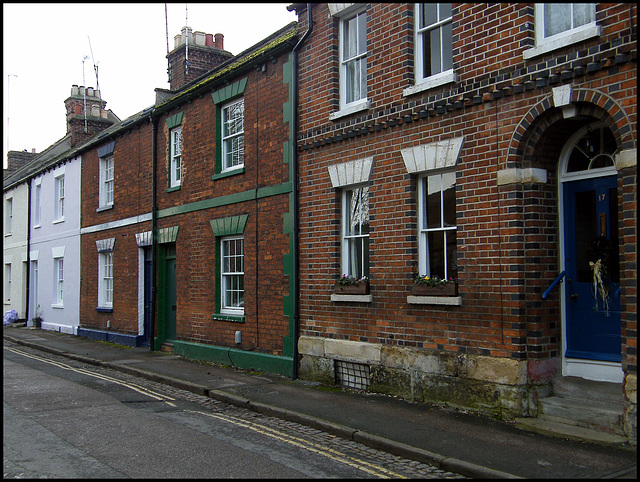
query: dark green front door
164 245 177 341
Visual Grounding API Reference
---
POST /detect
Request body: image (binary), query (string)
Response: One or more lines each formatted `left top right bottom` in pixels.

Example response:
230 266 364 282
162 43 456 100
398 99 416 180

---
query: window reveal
342 185 370 279
221 236 244 313
170 126 182 187
419 172 457 280
417 3 453 79
341 9 367 107
222 98 245 171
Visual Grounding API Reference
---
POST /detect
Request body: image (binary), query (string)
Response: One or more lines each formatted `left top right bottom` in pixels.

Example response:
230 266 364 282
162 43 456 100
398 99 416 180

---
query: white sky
3 3 297 168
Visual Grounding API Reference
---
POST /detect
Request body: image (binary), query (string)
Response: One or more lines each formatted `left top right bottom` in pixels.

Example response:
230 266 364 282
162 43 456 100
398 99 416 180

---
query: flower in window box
335 275 370 294
411 275 457 296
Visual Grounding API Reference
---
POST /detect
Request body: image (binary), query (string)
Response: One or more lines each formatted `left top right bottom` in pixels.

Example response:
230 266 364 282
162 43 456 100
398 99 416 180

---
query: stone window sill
212 312 245 323
331 293 373 303
407 295 462 306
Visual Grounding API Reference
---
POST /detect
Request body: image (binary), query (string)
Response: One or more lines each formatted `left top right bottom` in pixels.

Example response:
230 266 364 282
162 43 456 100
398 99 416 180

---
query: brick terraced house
289 3 636 444
78 23 300 376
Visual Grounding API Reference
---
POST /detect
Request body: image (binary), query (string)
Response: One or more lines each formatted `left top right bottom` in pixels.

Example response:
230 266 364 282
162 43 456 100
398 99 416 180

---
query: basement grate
334 360 371 390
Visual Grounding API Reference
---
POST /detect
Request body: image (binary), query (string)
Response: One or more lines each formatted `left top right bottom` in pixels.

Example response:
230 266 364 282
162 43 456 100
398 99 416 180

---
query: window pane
544 4 571 38
347 187 369 236
344 15 357 59
420 3 438 28
573 3 593 28
438 3 452 21
357 11 367 55
426 176 442 229
359 57 367 99
224 101 244 136
222 238 244 311
442 172 456 227
421 32 432 78
223 100 244 169
442 21 453 71
225 135 244 168
429 28 442 75
446 230 458 279
348 236 369 278
427 231 445 278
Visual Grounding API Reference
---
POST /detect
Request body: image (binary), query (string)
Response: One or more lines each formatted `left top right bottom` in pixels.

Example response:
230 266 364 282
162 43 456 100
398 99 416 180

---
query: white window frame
54 174 65 222
524 4 600 60
335 7 369 117
220 235 244 315
417 170 457 280
5 197 12 235
4 264 11 302
405 3 455 96
341 185 370 279
170 126 182 188
54 257 64 307
34 180 42 227
98 251 114 309
221 98 245 172
99 155 114 208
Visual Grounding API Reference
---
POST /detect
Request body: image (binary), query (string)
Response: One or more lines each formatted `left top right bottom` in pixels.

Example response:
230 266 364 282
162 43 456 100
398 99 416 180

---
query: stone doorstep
553 376 625 404
539 396 625 435
160 342 174 353
514 417 629 445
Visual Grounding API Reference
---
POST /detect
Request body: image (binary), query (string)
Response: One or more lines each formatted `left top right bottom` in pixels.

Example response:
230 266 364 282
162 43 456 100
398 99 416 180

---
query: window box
334 280 370 295
411 282 457 297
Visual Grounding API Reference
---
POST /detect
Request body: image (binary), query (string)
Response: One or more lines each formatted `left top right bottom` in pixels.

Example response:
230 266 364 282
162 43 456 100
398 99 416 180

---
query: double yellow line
4 345 177 407
185 409 408 478
6 345 408 478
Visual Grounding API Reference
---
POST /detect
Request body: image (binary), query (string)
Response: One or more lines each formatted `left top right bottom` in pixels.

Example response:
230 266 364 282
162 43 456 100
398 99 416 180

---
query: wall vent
335 360 370 390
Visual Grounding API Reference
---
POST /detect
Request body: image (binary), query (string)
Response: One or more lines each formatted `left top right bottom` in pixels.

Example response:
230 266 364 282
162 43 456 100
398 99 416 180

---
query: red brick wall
80 48 293 355
295 3 636 368
80 121 153 332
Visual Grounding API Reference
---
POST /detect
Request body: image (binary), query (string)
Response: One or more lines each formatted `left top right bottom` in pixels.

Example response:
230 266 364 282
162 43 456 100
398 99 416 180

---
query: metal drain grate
335 360 370 390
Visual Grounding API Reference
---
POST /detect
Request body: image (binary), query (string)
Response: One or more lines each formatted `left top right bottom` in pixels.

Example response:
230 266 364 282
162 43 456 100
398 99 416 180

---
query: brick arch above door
506 87 635 169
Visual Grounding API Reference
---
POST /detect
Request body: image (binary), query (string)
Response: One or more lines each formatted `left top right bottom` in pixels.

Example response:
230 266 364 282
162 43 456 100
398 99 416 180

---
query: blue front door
563 175 621 362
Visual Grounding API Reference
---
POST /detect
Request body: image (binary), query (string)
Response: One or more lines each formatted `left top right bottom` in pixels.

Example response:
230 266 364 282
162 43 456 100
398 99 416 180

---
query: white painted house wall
29 156 82 334
3 183 29 319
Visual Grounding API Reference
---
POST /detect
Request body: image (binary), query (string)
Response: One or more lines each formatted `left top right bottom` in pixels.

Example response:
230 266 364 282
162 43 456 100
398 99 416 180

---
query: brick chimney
64 85 115 147
4 149 38 177
167 27 233 91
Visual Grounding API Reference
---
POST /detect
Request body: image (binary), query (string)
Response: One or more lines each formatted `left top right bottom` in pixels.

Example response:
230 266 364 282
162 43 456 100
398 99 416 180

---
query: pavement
4 324 637 479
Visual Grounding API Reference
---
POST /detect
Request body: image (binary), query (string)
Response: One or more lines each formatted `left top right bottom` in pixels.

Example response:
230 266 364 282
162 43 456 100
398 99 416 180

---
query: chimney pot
205 33 214 46
215 33 224 50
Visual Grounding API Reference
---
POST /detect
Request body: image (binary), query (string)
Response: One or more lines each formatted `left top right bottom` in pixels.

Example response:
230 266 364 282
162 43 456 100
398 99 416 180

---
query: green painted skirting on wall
172 340 294 378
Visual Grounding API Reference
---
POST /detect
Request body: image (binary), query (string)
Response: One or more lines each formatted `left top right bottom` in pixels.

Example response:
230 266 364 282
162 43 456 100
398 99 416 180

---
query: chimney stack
4 149 38 177
167 27 233 91
64 85 115 147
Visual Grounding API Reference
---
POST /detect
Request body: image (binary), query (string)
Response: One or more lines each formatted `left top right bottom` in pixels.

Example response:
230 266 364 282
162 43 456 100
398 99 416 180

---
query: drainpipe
290 3 313 380
150 113 158 351
25 178 32 323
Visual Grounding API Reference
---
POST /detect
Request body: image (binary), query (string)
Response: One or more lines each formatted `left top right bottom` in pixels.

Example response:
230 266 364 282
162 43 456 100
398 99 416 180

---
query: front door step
160 342 174 353
515 376 627 445
515 417 628 445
